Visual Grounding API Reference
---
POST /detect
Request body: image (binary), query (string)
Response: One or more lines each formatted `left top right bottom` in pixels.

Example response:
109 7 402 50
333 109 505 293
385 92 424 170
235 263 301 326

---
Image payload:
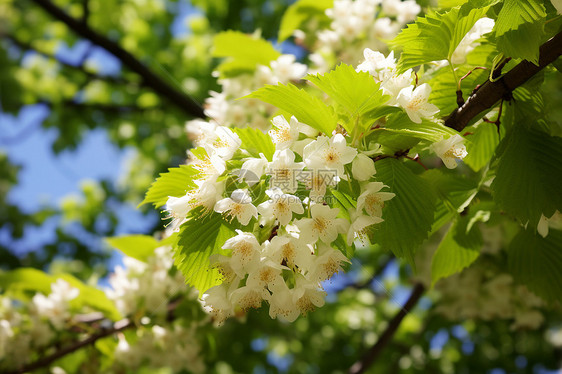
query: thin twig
444 31 562 132
348 283 425 374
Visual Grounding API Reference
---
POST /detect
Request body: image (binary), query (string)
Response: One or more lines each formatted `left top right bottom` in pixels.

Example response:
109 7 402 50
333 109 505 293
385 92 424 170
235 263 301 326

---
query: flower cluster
169 112 398 323
296 0 420 73
114 322 205 373
0 247 205 373
186 53 307 135
435 266 545 330
355 49 468 168
107 246 187 316
357 48 440 124
0 280 79 369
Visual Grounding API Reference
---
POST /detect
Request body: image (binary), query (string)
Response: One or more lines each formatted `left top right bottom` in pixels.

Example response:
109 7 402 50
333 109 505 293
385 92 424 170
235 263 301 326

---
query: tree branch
29 0 206 119
7 299 183 374
6 318 133 374
444 30 562 132
348 283 425 374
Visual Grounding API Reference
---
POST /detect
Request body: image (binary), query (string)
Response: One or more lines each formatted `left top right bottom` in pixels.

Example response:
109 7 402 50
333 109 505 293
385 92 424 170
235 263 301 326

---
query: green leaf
329 189 356 220
365 106 403 121
105 235 160 263
213 30 281 69
422 169 479 234
391 5 490 72
306 63 388 131
431 217 482 286
370 112 459 152
491 124 562 228
494 0 545 36
215 59 259 78
141 165 199 208
234 127 275 160
278 0 333 42
174 214 236 296
370 159 437 263
508 228 562 303
246 83 338 134
463 122 501 171
382 113 459 142
494 0 546 64
0 268 53 295
438 0 465 7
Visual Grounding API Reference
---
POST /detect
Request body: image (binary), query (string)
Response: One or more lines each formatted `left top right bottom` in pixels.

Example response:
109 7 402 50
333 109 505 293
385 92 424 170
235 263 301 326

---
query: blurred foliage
0 0 562 373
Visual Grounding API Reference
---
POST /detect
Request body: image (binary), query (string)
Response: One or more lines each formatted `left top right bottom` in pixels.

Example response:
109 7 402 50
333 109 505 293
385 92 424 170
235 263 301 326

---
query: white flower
246 259 287 290
221 230 261 277
357 182 395 218
214 189 258 226
201 285 234 325
263 234 313 270
351 0 378 28
396 0 421 23
308 244 351 282
0 319 14 358
292 274 326 315
257 188 304 226
382 0 402 16
31 280 79 329
303 169 338 202
381 69 414 104
451 18 495 65
166 180 223 230
356 49 396 82
553 0 562 14
268 283 300 322
267 149 305 193
188 148 226 181
334 16 365 41
347 210 383 246
351 153 376 181
255 65 278 86
326 0 353 20
50 279 80 302
268 115 301 150
347 211 384 245
239 153 268 186
372 17 400 41
185 119 217 145
396 83 440 123
537 211 562 238
295 204 350 244
202 126 241 160
230 285 265 311
303 134 357 178
430 134 468 169
204 91 229 124
269 54 308 83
